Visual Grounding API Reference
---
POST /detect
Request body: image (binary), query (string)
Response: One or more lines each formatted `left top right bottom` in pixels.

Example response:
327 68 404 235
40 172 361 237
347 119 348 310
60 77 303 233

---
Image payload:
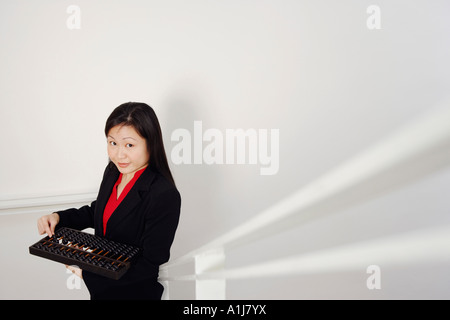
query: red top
103 166 147 235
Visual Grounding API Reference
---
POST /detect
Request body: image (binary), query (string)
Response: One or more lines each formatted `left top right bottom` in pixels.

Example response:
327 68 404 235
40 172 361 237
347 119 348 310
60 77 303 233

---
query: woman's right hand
37 213 60 237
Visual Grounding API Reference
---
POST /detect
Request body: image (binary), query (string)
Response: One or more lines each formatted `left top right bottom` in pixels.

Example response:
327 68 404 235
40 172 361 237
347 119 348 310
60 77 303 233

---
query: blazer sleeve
56 201 96 231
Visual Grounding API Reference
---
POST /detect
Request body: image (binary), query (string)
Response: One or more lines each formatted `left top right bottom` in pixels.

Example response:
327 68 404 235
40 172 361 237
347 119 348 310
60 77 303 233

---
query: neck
121 165 147 184
121 172 135 185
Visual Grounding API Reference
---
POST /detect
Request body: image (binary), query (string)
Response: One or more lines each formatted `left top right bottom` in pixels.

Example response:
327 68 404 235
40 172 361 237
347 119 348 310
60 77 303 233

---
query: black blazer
56 162 181 300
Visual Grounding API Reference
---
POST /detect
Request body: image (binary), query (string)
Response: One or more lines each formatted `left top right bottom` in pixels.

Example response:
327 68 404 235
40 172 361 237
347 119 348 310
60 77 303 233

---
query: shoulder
144 172 181 221
101 161 120 182
104 161 118 177
150 171 181 203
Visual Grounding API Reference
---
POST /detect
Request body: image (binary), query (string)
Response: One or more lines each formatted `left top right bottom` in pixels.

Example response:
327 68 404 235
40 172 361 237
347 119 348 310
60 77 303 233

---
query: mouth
118 163 130 168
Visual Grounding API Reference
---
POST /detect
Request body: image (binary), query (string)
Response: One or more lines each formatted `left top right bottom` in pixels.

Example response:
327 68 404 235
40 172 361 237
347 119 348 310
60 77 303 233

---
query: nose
117 146 127 160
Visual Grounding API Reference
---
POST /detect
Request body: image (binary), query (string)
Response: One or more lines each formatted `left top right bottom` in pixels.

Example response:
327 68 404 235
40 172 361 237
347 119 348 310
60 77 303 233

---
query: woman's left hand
66 265 83 279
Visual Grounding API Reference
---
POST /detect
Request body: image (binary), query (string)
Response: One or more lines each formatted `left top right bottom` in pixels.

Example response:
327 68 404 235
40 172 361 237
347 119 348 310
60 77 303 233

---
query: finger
66 265 82 278
49 220 56 237
40 218 53 237
37 219 43 235
45 223 53 237
37 218 46 235
72 267 83 279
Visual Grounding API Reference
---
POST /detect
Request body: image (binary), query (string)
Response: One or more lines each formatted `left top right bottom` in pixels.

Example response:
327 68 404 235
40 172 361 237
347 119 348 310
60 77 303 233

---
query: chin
119 168 134 175
113 163 132 173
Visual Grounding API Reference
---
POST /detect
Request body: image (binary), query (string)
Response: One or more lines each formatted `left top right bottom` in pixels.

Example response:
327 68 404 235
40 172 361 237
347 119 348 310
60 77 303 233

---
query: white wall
1 0 450 299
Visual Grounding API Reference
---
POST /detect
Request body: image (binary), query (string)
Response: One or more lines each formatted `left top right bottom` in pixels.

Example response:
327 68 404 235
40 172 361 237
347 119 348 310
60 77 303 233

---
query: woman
37 102 181 300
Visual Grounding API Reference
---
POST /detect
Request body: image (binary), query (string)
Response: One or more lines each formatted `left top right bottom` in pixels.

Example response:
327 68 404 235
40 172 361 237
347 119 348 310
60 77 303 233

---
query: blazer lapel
102 166 156 238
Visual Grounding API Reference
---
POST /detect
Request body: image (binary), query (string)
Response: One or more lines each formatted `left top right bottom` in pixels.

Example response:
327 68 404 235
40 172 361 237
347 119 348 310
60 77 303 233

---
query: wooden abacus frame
29 227 140 280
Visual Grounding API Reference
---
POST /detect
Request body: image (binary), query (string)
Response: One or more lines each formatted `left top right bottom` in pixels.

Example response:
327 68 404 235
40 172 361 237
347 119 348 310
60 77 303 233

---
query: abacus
29 227 140 280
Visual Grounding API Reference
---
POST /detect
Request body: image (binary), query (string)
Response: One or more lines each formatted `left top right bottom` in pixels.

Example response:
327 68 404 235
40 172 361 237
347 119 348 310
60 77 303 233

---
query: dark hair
105 102 175 186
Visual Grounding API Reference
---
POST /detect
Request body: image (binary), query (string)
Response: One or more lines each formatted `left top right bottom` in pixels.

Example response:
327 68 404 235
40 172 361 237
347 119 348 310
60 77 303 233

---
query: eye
109 141 116 146
126 143 134 148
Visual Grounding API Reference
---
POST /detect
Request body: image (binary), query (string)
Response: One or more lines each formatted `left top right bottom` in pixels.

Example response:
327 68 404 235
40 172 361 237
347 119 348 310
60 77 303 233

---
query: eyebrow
108 135 137 141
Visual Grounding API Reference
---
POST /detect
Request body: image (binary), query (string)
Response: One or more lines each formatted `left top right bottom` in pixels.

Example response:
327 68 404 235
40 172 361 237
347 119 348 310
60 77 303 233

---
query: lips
118 163 130 168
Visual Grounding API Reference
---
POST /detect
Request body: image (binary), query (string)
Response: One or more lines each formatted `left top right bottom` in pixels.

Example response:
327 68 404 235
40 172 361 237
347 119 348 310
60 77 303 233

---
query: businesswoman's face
107 125 150 176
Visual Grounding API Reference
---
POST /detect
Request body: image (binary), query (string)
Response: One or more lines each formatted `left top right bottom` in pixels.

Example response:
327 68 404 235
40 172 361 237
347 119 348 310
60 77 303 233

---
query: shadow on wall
160 91 222 255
